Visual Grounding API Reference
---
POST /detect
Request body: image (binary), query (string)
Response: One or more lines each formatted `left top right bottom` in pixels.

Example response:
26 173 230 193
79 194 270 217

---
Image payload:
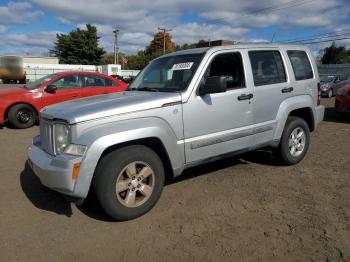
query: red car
0 71 127 128
335 83 350 114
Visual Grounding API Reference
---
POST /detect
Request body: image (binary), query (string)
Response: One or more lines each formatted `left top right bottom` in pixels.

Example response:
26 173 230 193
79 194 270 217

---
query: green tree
321 42 350 64
52 24 105 65
176 40 207 50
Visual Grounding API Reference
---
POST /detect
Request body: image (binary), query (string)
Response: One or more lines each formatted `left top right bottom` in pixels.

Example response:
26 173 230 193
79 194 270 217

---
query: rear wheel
8 104 37 129
93 145 165 221
278 117 310 165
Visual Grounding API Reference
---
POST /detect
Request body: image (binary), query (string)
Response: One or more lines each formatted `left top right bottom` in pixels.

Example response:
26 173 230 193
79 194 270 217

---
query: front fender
273 95 315 141
72 117 184 198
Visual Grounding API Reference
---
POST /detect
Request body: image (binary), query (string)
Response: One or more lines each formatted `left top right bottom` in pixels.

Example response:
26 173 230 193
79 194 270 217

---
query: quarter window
287 50 313 80
249 51 286 86
81 75 107 87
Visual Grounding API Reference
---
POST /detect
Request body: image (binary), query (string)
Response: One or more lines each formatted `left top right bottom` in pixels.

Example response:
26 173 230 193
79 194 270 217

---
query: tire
93 145 165 221
327 89 333 98
8 104 37 129
278 117 310 165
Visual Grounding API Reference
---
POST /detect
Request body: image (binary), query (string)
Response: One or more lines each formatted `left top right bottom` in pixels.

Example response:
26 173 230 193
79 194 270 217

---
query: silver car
320 74 349 98
28 44 324 221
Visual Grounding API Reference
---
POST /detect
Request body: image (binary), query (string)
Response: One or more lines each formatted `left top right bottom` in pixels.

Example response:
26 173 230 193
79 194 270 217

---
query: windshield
26 73 57 90
128 53 204 92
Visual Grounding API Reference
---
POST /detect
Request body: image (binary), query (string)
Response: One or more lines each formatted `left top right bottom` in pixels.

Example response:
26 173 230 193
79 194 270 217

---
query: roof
163 43 308 58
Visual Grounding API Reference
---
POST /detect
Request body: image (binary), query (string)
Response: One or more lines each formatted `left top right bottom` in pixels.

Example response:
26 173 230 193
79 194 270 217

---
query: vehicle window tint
287 50 313 80
82 75 106 87
105 78 119 87
204 52 245 89
249 51 286 86
50 75 81 89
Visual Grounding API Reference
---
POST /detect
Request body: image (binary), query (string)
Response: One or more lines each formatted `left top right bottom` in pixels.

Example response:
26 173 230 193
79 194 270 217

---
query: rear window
287 50 313 80
249 51 286 86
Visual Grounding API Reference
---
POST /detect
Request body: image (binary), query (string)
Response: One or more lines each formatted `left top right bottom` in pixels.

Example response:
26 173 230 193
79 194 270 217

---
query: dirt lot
0 94 349 262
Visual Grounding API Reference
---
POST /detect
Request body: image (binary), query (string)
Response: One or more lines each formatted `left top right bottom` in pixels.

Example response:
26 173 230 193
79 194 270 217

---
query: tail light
317 82 321 106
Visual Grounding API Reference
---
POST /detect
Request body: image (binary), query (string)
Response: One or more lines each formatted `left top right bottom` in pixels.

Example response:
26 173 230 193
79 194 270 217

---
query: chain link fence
318 64 350 77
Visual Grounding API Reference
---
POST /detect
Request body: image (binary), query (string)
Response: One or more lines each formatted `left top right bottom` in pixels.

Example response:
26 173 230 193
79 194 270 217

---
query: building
196 40 236 48
22 56 59 64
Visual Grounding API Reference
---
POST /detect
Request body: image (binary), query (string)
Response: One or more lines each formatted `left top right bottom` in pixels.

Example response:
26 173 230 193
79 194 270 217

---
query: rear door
41 74 81 107
248 49 291 144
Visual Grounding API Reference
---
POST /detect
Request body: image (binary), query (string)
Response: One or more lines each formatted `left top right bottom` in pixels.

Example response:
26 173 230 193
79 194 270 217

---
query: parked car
0 71 127 128
335 83 350 114
28 44 324 221
320 74 349 98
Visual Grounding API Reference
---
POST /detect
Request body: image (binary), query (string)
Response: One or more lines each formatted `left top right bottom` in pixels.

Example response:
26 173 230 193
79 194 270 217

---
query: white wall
24 63 140 81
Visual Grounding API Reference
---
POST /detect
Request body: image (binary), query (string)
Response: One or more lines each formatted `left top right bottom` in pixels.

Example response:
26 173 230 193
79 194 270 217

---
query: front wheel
8 104 37 129
93 145 165 221
327 89 333 98
278 117 310 165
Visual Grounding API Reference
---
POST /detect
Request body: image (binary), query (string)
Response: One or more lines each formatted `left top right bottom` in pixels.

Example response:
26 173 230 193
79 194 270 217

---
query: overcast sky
0 0 350 56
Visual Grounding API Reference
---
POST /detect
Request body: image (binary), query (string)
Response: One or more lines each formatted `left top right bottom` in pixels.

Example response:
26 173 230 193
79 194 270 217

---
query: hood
0 86 30 97
40 91 182 124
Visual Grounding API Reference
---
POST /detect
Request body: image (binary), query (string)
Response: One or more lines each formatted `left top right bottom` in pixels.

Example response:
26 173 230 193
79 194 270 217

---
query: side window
249 51 286 86
50 75 81 89
287 50 313 80
204 52 245 89
105 78 119 87
82 75 106 87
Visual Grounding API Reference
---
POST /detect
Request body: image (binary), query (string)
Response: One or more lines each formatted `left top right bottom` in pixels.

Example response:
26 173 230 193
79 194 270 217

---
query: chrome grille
40 119 55 155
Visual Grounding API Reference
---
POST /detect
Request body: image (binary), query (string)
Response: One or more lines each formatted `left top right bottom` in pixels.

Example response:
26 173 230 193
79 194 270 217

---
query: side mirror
198 76 227 96
45 84 57 93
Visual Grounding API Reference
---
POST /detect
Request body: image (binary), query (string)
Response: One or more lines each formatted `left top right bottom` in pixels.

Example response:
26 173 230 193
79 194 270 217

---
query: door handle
237 93 253 101
281 87 293 93
72 94 78 98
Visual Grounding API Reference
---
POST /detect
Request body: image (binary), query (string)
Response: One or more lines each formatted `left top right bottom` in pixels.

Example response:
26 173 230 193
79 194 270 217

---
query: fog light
64 144 87 156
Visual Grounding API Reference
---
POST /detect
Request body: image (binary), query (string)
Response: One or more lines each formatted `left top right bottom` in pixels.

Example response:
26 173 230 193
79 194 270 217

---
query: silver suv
28 44 325 221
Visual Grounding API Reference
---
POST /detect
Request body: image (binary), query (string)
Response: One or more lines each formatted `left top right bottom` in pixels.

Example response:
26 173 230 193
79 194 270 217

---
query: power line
295 37 350 45
286 33 350 44
280 27 350 42
200 0 316 25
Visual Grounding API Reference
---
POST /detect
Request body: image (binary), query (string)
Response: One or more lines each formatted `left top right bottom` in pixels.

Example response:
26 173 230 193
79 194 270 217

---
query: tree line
52 24 350 69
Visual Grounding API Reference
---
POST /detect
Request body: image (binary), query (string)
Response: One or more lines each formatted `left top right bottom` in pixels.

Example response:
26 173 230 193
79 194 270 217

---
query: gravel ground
0 94 349 261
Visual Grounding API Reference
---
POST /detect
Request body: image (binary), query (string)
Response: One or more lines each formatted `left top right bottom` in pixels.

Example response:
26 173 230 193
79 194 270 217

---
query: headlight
54 123 70 154
321 84 330 90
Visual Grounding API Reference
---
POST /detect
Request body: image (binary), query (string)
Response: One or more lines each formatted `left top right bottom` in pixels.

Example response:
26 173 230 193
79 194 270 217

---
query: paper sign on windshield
172 62 194 70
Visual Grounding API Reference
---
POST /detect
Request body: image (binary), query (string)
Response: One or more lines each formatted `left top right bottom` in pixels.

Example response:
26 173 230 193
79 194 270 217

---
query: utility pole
158 27 172 55
113 28 119 64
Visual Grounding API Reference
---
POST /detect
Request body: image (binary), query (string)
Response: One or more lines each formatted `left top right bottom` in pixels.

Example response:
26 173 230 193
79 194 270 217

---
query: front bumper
27 136 83 196
335 96 350 112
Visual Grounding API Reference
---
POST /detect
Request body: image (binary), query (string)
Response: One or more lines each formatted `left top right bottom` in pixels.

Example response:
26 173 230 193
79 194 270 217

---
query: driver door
41 74 81 108
182 51 254 163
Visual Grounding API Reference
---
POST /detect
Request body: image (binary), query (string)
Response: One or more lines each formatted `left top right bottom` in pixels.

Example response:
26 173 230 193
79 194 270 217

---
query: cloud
0 0 348 56
0 25 7 33
7 31 60 47
0 1 43 24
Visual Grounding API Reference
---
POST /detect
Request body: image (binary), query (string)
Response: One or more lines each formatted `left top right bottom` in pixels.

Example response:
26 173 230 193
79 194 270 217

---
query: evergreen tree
52 24 105 65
